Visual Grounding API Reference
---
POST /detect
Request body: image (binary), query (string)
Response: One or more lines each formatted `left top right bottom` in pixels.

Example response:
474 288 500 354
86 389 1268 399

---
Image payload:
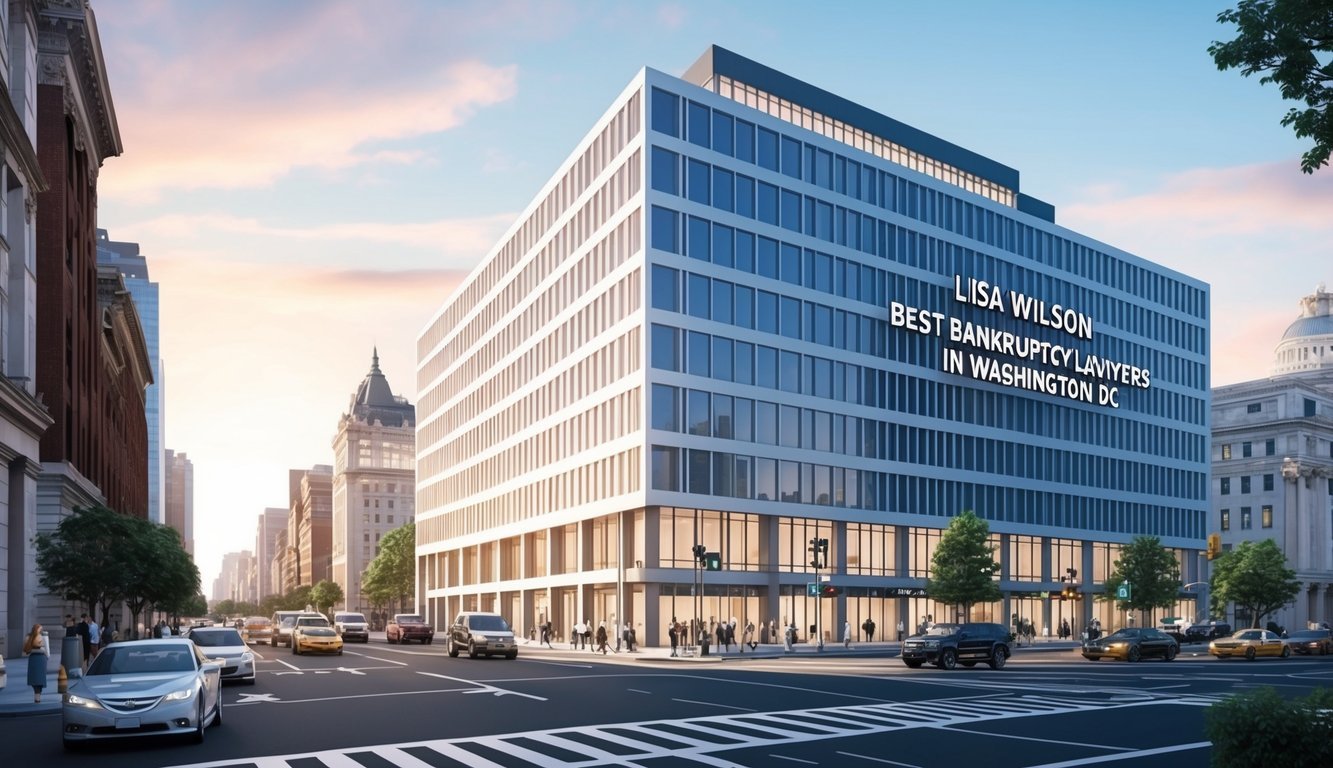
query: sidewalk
0 648 65 718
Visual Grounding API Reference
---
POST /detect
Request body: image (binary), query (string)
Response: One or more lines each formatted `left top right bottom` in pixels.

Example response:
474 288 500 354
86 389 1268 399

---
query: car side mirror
67 667 83 680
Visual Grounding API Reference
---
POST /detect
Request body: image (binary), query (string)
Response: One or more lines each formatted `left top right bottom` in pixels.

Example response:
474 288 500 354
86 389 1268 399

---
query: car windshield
297 618 328 627
190 629 243 647
247 618 271 627
1105 629 1140 640
471 615 511 632
88 646 195 675
280 617 298 628
397 615 424 624
922 624 960 636
303 627 337 637
337 614 366 623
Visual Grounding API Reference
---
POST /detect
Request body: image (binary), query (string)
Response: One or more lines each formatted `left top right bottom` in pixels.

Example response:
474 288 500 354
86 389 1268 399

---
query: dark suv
901 622 1012 670
1185 622 1232 643
447 612 518 659
385 614 434 644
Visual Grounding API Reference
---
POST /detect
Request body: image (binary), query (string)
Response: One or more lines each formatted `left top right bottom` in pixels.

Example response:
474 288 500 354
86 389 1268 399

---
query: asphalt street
2 637 1328 768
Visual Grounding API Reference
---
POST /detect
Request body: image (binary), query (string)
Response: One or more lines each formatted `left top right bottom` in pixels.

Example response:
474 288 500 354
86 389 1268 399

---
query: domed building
1273 284 1333 376
1211 285 1333 631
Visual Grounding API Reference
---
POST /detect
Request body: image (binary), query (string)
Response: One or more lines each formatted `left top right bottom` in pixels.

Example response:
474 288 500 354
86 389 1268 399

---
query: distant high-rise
288 465 333 589
332 350 416 613
164 450 194 556
213 551 254 604
255 508 289 603
97 229 165 525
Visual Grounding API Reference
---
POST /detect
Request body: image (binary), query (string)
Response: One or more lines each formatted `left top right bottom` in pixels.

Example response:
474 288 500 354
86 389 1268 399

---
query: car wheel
468 640 479 659
1127 646 1141 663
244 676 256 686
1165 645 1177 661
1281 646 1291 658
338 649 344 656
938 649 957 670
212 694 223 727
1086 656 1100 661
903 660 923 668
988 647 1007 670
1245 647 1256 661
293 642 299 655
193 700 207 744
449 641 460 658
506 651 518 660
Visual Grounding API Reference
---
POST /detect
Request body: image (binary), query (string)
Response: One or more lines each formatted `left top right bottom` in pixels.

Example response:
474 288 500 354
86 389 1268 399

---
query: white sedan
185 626 257 684
62 639 223 748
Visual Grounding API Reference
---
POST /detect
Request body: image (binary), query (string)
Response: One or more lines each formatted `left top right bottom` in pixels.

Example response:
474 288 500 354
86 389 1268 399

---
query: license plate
114 717 140 730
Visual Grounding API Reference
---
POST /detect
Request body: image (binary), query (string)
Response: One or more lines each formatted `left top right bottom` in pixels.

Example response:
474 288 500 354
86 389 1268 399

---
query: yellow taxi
292 624 343 655
1209 628 1291 660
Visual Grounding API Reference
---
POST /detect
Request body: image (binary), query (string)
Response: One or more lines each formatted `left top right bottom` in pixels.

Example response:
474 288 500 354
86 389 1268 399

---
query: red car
386 614 434 644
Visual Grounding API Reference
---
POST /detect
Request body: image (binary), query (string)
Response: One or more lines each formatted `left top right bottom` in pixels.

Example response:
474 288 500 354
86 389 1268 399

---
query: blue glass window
736 175 755 218
757 182 779 225
650 265 678 311
650 207 679 253
687 216 710 261
650 88 679 137
712 112 733 156
651 446 679 491
780 189 801 232
813 358 832 399
757 237 778 279
687 101 710 148
712 279 733 324
779 296 801 339
650 147 679 195
713 395 733 439
757 345 777 388
734 285 754 329
779 460 799 502
712 224 733 267
687 273 710 319
779 350 800 392
712 452 734 497
813 304 832 346
650 384 678 431
688 449 710 494
780 136 801 179
735 119 755 162
712 337 733 382
687 159 710 204
650 324 679 371
734 341 754 385
814 148 832 188
757 290 778 334
755 457 776 501
757 401 778 444
757 127 779 171
735 230 755 273
687 390 710 435
712 168 734 212
813 252 833 292
815 201 833 242
779 405 800 447
780 243 801 286
733 398 752 442
687 331 711 376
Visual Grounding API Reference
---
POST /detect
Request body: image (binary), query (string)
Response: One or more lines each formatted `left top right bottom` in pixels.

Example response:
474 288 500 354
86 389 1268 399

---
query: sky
89 0 1333 592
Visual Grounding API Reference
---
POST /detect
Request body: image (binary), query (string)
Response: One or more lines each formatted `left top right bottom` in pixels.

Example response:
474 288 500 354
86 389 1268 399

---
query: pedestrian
784 622 795 652
23 623 49 703
161 619 172 637
743 620 756 652
897 619 904 642
622 622 632 652
630 625 638 651
76 613 92 665
715 620 725 652
64 614 76 637
862 618 872 642
843 619 852 649
669 617 679 657
87 613 101 658
583 619 593 651
596 621 609 654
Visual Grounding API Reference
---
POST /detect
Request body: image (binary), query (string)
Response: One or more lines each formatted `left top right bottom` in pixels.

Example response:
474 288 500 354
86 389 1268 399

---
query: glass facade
415 48 1211 646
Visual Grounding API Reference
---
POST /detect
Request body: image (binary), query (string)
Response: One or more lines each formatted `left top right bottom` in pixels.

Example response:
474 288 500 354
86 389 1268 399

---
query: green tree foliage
1100 536 1181 621
280 585 314 612
926 511 1000 617
259 593 286 616
35 505 133 626
1210 539 1300 627
123 523 200 634
1209 0 1333 173
1206 686 1333 767
309 580 345 617
362 523 416 614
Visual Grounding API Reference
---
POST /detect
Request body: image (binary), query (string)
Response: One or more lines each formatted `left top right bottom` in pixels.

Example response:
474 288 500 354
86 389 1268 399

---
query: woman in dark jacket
595 621 609 654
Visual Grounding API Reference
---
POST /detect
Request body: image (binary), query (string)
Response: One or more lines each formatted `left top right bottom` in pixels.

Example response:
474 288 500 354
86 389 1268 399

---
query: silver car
185 626 256 684
62 639 223 748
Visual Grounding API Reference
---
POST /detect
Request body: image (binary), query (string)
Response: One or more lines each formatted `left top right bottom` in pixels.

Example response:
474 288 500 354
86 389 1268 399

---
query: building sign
888 275 1151 409
886 587 928 597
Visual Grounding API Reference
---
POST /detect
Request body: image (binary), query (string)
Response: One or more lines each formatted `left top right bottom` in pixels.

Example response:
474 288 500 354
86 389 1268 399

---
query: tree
925 511 1000 619
363 523 416 614
121 519 200 636
1210 539 1300 627
1209 0 1333 174
309 580 345 617
1100 536 1182 623
35 505 134 627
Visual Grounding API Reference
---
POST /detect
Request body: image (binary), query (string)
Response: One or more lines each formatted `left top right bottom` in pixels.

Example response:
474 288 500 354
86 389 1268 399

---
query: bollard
61 634 82 676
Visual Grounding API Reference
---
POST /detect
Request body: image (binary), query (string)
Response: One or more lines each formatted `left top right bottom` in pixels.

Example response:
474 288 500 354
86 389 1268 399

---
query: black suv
901 622 1012 670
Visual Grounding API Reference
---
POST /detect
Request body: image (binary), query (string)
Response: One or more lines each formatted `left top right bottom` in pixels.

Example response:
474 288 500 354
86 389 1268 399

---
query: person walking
897 619 904 642
87 613 101 658
669 617 679 657
862 618 873 642
843 619 852 649
23 623 49 703
595 621 609 654
76 613 91 667
63 614 76 637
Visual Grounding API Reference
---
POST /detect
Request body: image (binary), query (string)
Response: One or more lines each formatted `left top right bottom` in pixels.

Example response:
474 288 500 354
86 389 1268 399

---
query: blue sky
91 0 1332 589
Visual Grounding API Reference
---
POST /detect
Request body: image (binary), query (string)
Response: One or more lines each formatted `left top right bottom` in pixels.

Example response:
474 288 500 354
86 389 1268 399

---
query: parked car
386 614 434 645
1081 627 1178 662
242 616 273 645
1209 629 1291 660
1285 628 1331 656
1184 622 1232 643
334 611 370 643
292 616 342 656
448 612 518 659
184 626 256 684
270 610 307 647
900 622 1011 670
62 639 223 748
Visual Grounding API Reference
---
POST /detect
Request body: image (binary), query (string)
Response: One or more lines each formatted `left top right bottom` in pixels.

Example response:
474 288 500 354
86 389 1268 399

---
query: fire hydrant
58 664 67 693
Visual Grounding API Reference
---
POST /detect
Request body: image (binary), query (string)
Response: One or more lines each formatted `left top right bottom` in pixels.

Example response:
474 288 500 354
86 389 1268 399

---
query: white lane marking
229 687 474 706
628 688 653 694
341 651 409 666
1027 741 1212 767
772 755 818 765
271 657 301 672
671 697 756 712
233 692 280 704
836 751 923 767
417 670 547 701
521 658 595 668
934 723 1135 751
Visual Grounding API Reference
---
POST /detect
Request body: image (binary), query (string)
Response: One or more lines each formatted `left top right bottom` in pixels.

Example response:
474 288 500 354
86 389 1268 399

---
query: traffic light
807 582 820 597
1061 585 1081 600
692 544 706 562
819 584 841 598
703 552 722 571
1206 533 1222 560
808 537 830 569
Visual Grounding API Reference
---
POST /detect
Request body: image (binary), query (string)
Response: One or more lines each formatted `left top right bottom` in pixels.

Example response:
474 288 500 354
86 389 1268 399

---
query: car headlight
241 651 255 662
473 634 489 641
163 686 196 702
1108 642 1127 649
64 692 101 709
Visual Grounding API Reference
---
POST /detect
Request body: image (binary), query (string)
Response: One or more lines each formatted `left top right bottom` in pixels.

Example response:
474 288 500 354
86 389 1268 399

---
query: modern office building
0 0 53 662
213 550 254 605
288 465 333 589
1211 284 1333 629
415 46 1211 646
331 350 416 613
164 449 194 556
255 507 289 602
97 229 165 525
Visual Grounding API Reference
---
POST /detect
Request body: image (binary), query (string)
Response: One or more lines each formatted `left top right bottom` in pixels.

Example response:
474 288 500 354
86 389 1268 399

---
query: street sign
704 552 721 571
1115 583 1132 600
